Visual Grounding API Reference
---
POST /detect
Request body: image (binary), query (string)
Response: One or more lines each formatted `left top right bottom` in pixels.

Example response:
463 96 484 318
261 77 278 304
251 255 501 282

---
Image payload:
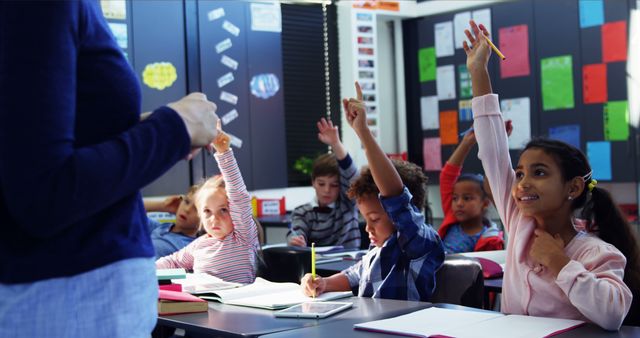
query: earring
568 196 573 201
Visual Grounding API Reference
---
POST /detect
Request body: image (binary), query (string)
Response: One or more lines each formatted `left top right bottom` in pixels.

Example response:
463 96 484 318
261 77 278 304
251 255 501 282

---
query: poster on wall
353 10 380 141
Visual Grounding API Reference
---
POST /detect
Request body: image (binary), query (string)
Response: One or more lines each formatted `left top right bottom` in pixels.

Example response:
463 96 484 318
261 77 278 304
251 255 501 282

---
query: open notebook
173 273 242 294
198 277 352 310
354 307 585 338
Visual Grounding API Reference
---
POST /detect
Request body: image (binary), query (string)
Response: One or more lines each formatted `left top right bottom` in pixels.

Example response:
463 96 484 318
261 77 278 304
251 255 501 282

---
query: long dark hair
524 138 640 324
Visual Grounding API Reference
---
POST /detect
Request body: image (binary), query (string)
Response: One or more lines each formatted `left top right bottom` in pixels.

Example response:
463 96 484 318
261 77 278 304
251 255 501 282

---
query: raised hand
211 120 230 153
162 195 182 214
317 117 340 147
342 81 367 136
462 20 492 74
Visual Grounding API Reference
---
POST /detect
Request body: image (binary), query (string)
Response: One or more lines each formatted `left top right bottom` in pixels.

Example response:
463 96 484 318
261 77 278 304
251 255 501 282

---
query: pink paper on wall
423 137 442 171
602 21 627 63
499 25 530 78
583 64 607 104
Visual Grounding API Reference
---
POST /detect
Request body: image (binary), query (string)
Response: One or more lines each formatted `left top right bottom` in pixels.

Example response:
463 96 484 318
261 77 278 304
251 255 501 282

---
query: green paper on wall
419 47 436 82
458 64 472 99
541 55 574 111
604 101 629 141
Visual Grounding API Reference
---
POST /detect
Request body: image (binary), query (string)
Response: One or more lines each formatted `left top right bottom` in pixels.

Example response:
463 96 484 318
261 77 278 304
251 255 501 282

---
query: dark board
404 0 636 183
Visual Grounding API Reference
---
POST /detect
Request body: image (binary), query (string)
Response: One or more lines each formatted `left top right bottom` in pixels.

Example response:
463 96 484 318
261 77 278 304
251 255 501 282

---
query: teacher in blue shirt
0 2 219 337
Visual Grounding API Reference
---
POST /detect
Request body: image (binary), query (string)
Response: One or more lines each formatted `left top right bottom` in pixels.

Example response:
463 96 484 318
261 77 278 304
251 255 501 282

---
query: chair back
259 246 311 283
431 254 484 308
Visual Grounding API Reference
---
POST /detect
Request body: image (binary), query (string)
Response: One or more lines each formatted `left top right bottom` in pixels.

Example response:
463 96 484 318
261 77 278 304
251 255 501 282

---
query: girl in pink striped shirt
464 20 639 329
156 122 260 284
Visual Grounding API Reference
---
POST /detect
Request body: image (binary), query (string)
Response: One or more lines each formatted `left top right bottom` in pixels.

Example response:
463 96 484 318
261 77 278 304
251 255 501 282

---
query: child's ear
568 176 586 199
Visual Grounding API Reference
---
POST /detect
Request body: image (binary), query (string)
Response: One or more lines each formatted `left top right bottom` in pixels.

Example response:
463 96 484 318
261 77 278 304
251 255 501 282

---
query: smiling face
512 148 575 222
312 175 340 207
452 181 488 223
357 194 394 247
199 187 233 240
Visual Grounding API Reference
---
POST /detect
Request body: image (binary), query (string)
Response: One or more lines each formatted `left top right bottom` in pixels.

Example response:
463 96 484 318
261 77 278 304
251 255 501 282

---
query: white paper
444 314 584 338
628 9 640 128
435 21 454 57
436 65 456 100
220 91 238 105
208 8 225 21
221 55 239 70
453 11 472 49
420 96 439 130
501 97 531 149
222 109 239 125
222 20 240 36
251 3 281 32
215 38 232 54
227 132 243 148
472 8 492 38
217 72 234 88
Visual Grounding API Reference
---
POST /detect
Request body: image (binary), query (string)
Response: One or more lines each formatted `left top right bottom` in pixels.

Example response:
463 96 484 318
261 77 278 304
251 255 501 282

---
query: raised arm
440 132 475 220
343 82 403 198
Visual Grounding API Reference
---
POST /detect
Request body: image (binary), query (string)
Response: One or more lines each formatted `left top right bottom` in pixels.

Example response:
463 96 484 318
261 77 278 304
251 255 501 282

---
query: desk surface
260 303 640 338
157 297 431 338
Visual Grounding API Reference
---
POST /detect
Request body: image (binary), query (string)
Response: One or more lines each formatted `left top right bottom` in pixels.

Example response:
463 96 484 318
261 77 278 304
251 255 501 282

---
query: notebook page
443 314 585 338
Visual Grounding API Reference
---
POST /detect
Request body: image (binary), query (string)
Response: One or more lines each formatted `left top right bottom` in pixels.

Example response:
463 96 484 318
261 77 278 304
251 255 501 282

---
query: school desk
154 296 431 338
259 303 640 338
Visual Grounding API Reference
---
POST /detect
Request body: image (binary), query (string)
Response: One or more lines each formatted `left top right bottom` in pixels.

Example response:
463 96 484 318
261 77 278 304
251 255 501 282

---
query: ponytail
581 187 640 325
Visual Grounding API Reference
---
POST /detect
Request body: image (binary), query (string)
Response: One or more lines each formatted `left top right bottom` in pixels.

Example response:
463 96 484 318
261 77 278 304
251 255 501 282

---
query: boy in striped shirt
156 122 260 284
287 117 361 249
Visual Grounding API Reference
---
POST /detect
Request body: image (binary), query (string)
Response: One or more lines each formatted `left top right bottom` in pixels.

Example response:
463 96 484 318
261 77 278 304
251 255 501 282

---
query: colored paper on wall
583 64 607 104
437 65 456 100
250 3 282 32
459 99 472 122
458 64 472 99
499 25 530 78
587 141 612 180
602 21 627 63
439 110 459 145
100 0 126 20
435 21 454 57
500 97 531 149
418 47 436 82
423 137 442 171
579 0 604 28
541 55 574 111
604 100 629 141
420 96 439 130
549 124 581 149
142 62 177 90
453 11 471 49
107 22 128 49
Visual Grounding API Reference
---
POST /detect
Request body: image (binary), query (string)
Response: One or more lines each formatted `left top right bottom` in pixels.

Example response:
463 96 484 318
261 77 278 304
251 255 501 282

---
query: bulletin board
404 0 637 183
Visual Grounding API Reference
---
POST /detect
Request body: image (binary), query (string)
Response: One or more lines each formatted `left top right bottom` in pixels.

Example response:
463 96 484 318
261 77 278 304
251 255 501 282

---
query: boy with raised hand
287 117 361 249
301 82 444 301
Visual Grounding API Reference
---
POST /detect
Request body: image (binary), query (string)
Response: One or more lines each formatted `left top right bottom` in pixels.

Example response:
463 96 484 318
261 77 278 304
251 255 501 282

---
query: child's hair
523 138 640 304
348 159 428 209
194 175 225 211
312 153 339 180
456 173 488 199
186 184 201 197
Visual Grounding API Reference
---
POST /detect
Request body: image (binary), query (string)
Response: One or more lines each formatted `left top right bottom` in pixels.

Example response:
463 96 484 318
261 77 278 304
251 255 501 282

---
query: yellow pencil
484 35 506 60
311 242 316 298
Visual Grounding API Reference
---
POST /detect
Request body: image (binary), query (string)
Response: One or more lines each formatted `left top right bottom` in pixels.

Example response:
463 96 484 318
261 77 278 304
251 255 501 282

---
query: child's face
357 194 394 247
200 188 233 240
512 148 573 220
174 193 200 231
312 175 340 207
452 181 488 223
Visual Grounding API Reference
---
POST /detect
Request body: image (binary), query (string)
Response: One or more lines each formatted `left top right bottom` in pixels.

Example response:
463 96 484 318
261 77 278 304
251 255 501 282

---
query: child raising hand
156 120 260 284
465 19 638 329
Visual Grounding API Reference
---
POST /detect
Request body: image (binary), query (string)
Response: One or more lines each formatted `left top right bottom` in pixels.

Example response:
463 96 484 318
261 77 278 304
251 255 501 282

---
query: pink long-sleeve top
472 94 632 330
156 149 259 284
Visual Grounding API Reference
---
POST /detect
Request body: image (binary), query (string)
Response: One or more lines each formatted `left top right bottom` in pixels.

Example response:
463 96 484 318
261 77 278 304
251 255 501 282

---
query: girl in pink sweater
464 20 639 329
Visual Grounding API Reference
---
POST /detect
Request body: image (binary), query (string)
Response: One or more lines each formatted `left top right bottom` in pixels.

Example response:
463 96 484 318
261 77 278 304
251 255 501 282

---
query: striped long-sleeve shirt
156 149 259 284
342 187 444 301
287 154 361 248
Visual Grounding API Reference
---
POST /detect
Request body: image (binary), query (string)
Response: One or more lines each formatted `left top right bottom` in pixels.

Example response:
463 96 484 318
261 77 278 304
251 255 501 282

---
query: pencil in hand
477 22 505 60
311 242 316 298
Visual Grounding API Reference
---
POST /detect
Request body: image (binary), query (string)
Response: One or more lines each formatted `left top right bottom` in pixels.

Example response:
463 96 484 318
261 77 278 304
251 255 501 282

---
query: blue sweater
0 1 190 283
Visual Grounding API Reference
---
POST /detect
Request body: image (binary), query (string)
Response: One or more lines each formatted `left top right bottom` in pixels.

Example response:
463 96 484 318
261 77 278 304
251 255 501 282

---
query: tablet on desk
274 302 353 319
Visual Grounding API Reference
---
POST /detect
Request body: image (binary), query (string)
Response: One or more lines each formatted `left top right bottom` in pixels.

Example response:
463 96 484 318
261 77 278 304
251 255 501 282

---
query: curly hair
347 159 428 209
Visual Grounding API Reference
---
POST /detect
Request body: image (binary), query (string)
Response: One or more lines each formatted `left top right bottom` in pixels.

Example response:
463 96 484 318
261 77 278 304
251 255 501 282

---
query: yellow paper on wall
142 62 178 90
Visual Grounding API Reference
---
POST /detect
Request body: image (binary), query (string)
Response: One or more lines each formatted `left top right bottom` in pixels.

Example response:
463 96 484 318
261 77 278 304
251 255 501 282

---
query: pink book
158 289 208 315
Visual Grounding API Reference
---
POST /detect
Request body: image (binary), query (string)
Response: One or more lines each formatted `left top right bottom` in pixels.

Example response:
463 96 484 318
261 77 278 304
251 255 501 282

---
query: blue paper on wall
579 0 604 28
549 124 580 149
586 141 612 180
